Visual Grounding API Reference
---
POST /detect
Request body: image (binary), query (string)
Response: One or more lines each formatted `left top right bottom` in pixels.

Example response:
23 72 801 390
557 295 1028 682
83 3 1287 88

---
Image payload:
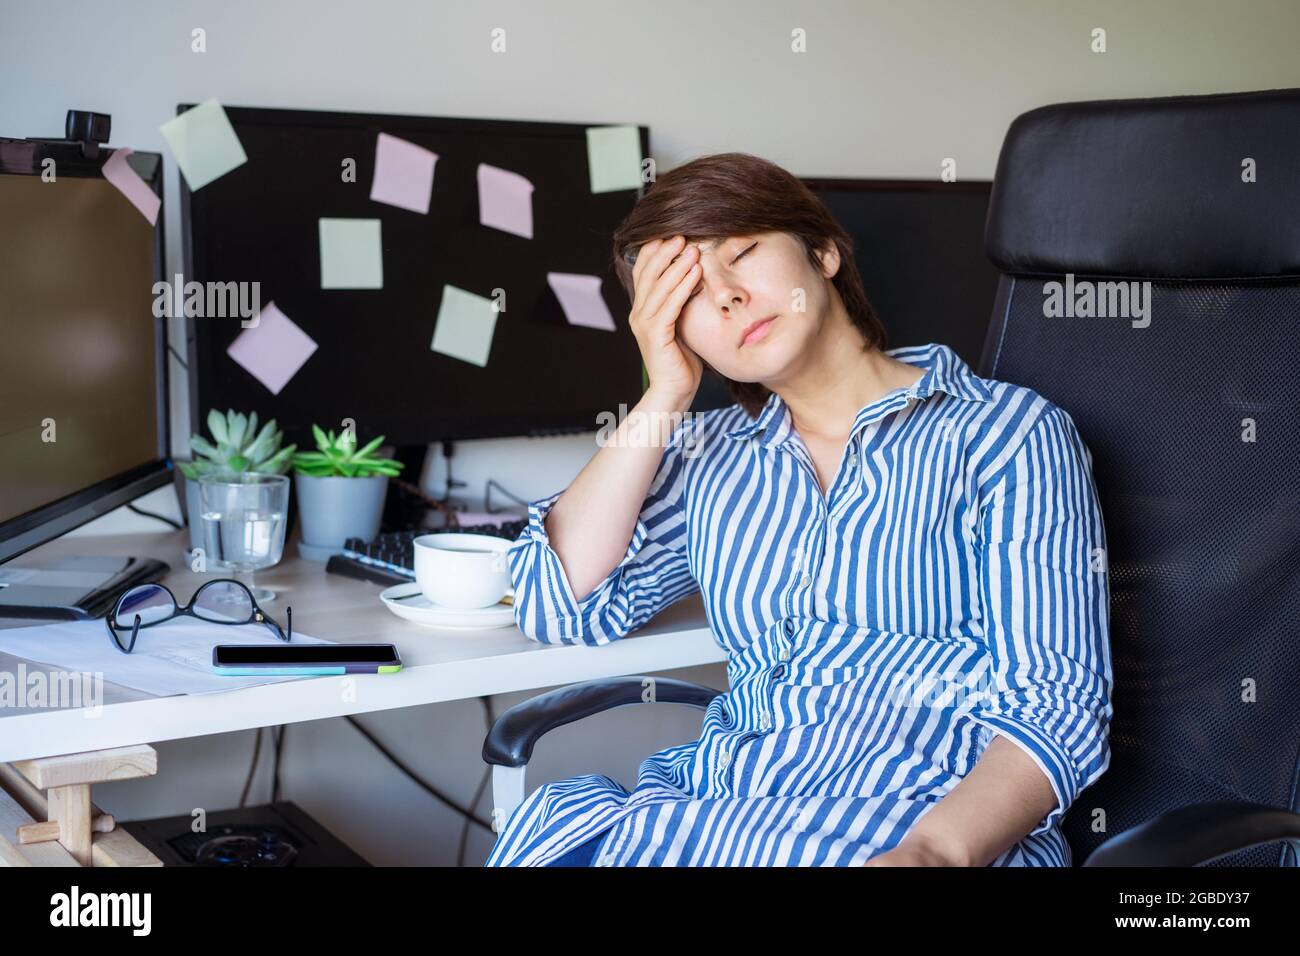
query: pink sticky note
547 272 616 331
101 148 160 226
369 133 438 214
453 510 524 528
225 301 319 395
477 164 534 239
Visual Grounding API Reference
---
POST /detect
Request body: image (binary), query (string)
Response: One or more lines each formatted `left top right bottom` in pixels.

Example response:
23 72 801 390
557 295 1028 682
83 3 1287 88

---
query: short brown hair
611 152 887 417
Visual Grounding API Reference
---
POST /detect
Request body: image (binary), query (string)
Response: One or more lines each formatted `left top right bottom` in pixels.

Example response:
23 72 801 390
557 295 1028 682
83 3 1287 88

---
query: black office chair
484 87 1300 866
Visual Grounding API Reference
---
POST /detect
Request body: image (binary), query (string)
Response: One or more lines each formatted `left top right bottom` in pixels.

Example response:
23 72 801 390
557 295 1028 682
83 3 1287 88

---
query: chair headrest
985 87 1300 280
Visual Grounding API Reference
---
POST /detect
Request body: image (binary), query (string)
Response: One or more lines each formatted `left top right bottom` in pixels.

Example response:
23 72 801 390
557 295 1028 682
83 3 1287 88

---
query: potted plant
176 409 296 554
291 425 405 561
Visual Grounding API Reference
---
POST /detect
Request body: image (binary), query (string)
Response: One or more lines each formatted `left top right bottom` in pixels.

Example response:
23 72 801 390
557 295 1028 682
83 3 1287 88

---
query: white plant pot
293 473 389 561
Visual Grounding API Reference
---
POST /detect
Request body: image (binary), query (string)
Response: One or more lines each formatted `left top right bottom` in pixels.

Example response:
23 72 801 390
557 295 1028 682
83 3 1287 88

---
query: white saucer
379 582 516 630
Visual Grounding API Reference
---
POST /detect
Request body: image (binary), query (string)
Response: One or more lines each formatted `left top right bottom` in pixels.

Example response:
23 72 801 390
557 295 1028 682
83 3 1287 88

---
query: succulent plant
291 425 405 478
178 409 296 480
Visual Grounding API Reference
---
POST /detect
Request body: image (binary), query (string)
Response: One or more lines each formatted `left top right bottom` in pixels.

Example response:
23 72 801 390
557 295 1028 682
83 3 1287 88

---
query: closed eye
686 242 757 301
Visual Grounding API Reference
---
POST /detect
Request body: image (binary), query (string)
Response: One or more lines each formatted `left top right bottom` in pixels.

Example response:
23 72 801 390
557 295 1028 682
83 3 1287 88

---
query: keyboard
325 519 528 587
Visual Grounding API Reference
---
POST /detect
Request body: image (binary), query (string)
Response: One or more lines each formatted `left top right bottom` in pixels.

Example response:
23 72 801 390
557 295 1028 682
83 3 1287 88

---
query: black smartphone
212 643 402 676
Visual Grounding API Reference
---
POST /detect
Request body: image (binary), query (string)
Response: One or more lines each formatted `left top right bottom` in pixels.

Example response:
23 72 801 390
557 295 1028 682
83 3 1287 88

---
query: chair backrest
978 88 1300 866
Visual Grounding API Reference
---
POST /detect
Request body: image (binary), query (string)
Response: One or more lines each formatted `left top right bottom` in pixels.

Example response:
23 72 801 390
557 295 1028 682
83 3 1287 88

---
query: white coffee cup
413 533 513 609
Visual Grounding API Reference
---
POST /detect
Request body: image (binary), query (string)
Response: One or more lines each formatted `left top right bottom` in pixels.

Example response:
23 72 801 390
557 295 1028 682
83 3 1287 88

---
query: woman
486 153 1113 867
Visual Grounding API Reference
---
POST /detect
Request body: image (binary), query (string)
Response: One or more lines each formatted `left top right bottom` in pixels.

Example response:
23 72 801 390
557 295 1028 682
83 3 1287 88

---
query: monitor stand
0 554 170 621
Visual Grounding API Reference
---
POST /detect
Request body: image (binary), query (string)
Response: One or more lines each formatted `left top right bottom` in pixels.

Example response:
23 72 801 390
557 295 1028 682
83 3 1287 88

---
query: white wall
3 0 1298 864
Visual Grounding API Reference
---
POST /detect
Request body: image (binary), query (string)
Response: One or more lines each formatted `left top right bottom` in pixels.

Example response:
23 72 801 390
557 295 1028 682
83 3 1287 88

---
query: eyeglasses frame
104 578 292 655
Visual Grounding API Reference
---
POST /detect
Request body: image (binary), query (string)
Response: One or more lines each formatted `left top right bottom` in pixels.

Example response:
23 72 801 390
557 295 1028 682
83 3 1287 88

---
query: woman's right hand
627 235 704 407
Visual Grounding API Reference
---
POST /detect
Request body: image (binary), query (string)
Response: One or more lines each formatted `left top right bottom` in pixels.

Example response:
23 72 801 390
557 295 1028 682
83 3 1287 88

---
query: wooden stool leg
47 784 93 866
3 745 161 867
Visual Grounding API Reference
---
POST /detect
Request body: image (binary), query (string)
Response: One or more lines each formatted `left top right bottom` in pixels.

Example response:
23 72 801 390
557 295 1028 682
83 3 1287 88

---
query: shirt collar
724 342 991 445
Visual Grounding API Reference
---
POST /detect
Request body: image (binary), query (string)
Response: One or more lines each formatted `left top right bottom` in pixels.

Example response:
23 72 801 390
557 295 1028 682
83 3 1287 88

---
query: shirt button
759 714 772 732
719 751 731 769
779 646 792 662
799 574 812 588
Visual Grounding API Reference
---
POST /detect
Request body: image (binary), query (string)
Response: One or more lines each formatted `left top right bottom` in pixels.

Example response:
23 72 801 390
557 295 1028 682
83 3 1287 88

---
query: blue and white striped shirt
487 341 1113 866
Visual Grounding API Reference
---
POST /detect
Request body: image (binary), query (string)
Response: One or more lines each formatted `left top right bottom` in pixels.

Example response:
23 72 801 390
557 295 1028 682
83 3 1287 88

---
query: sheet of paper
431 285 498 367
101 148 160 225
225 301 319 395
547 272 616 331
158 98 248 191
477 163 534 238
585 124 643 193
0 617 335 699
369 132 438 214
319 218 384 289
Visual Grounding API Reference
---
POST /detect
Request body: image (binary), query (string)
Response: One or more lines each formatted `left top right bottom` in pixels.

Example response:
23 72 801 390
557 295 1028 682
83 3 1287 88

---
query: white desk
0 527 724 764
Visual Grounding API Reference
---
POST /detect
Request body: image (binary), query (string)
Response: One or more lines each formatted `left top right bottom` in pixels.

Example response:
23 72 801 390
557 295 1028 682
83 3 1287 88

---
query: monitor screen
803 179 1000 370
183 105 651 446
0 143 168 559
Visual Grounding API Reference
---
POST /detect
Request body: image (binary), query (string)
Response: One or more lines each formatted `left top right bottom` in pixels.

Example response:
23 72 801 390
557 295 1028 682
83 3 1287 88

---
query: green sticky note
586 125 643 193
431 285 498 367
159 99 248 191
319 218 383 289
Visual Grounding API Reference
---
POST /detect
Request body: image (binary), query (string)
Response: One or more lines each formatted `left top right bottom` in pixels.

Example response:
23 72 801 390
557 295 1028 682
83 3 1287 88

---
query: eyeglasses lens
193 581 255 624
115 584 175 627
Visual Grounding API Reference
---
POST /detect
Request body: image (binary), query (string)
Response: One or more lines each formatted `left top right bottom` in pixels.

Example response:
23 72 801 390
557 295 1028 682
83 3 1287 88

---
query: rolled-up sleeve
505 421 698 646
971 405 1114 838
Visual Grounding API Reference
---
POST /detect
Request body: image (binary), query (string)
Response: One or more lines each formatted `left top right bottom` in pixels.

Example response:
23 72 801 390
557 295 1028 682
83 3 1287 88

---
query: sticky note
226 301 318 395
585 125 643 193
101 148 160 225
369 133 438 214
477 164 534 238
431 285 498 367
158 99 248 191
547 272 616 332
453 511 523 528
319 218 383 289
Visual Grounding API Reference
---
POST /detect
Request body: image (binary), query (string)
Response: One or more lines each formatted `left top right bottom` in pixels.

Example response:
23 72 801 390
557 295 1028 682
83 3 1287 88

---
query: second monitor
183 105 651 446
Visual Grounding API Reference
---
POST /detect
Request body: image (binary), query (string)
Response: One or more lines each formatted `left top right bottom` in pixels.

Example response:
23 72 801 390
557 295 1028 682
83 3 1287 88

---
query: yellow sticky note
319 218 383 289
585 125 643 193
159 99 248 191
431 285 498 367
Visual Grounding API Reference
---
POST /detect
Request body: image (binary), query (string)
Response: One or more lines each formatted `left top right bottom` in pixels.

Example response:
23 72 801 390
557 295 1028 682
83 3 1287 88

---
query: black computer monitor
182 105 651 447
803 178 1000 368
687 178 1001 412
0 131 170 568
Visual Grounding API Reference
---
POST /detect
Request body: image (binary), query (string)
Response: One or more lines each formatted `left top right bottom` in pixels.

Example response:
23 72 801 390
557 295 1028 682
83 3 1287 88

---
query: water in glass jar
200 510 286 570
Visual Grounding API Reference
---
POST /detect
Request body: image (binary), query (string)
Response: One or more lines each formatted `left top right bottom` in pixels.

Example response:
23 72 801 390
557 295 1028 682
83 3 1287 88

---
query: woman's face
674 230 841 385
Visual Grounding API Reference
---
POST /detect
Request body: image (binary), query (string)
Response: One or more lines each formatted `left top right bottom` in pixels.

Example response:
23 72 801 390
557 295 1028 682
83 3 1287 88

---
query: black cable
345 714 494 833
127 502 182 529
271 725 285 802
238 727 264 809
441 439 466 498
485 478 530 513
459 696 495 866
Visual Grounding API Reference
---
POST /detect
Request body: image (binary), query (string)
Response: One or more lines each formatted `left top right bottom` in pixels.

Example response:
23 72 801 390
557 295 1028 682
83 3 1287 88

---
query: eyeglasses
104 579 292 655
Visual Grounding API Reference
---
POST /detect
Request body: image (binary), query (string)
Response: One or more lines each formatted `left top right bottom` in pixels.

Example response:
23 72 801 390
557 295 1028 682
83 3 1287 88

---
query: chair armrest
1083 800 1300 866
482 676 723 768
